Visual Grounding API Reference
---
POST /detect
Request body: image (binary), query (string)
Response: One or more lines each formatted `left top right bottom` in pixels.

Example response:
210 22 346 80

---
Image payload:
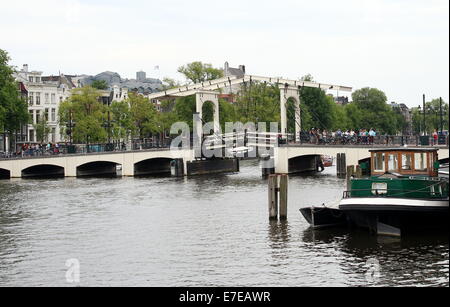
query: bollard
279 175 288 220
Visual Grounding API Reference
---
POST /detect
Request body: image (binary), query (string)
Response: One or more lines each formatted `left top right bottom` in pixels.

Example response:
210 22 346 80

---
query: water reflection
301 227 449 287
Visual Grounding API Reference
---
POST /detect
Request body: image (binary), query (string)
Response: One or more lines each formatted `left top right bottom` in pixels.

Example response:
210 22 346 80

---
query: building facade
14 65 74 144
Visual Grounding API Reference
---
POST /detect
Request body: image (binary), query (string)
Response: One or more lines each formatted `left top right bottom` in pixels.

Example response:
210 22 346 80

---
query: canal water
0 160 448 287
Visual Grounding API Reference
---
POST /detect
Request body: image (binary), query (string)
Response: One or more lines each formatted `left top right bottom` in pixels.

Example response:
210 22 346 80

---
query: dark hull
341 208 449 236
300 207 347 229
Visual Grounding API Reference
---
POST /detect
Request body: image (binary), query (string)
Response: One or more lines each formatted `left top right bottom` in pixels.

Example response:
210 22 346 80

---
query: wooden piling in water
279 175 288 220
337 153 347 177
268 174 288 221
268 175 278 220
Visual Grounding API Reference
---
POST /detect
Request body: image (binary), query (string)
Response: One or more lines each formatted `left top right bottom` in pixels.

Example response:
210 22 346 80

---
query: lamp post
422 94 426 136
418 105 422 136
439 97 444 134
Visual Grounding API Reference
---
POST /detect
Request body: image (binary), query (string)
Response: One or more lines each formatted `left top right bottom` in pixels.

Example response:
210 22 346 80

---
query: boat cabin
370 148 439 177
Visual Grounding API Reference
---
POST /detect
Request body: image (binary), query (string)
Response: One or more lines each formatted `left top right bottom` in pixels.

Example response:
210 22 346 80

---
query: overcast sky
1 0 448 107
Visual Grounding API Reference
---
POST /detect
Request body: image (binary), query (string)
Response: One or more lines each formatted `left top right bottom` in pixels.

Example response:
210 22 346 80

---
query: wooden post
279 174 288 220
268 175 278 220
268 174 289 220
355 165 363 178
346 165 355 191
337 153 347 177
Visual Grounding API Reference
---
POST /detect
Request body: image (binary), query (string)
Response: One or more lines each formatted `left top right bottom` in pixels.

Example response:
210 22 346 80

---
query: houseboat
339 148 449 236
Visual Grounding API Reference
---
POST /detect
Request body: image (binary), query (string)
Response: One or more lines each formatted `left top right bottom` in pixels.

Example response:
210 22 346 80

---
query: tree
173 96 196 129
91 80 109 90
351 87 402 134
412 98 449 134
177 61 223 84
33 112 51 143
0 49 29 149
59 86 108 143
110 100 133 141
234 82 280 125
161 77 182 90
298 75 335 131
127 92 158 138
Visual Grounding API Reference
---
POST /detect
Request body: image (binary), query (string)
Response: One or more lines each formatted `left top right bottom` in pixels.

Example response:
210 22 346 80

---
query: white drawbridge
148 74 352 143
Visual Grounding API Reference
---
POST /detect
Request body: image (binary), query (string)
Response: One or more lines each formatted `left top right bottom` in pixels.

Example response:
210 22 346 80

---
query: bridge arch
280 87 301 142
288 154 322 174
0 168 11 179
21 164 65 179
76 161 122 177
196 91 220 135
134 157 173 176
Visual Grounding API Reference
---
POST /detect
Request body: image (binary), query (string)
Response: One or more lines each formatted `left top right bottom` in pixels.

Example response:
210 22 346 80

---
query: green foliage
177 61 223 84
234 82 280 125
299 86 335 130
350 87 401 134
127 92 159 138
0 49 29 134
110 100 133 140
33 114 51 143
412 98 449 134
91 80 109 90
162 77 182 90
59 86 108 143
173 96 196 129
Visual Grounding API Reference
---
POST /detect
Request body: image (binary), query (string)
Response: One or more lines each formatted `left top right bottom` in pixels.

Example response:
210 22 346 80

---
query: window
29 129 35 143
372 182 388 195
51 128 56 143
402 153 413 170
51 108 56 122
36 93 41 105
35 77 40 83
374 153 385 172
45 109 49 122
29 76 34 82
36 111 41 124
388 154 398 172
29 92 34 105
51 93 56 104
45 93 49 104
414 153 428 171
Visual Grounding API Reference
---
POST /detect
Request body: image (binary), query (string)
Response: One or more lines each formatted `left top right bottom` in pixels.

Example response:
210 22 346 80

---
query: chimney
23 64 29 72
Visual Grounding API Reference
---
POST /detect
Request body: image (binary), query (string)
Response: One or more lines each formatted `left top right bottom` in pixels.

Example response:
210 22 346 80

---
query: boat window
414 153 428 171
374 153 385 172
388 154 398 172
401 153 413 170
372 182 388 195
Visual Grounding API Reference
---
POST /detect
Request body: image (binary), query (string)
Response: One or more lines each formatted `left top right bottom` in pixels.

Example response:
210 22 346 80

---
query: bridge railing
291 134 449 147
0 140 173 160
